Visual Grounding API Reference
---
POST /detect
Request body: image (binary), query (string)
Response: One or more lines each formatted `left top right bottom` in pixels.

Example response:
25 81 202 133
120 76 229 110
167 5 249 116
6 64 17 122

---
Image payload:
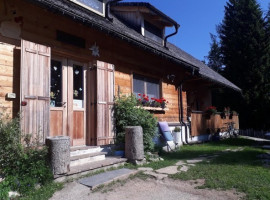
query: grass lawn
19 182 63 200
146 138 270 200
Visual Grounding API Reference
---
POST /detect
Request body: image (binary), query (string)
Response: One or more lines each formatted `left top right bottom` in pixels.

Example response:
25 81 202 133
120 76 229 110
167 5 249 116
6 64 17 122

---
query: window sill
136 106 168 111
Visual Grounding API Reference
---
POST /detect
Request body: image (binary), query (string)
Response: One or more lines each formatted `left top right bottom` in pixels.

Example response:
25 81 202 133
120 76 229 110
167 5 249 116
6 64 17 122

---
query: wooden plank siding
191 112 239 136
0 38 20 117
0 0 191 123
0 0 218 146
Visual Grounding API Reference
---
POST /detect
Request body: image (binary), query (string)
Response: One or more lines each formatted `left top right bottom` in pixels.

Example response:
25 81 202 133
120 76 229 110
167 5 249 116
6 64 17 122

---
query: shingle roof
26 0 241 91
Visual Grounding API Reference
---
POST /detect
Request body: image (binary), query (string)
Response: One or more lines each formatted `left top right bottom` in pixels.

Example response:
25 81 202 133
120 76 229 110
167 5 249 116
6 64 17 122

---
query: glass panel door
73 64 84 109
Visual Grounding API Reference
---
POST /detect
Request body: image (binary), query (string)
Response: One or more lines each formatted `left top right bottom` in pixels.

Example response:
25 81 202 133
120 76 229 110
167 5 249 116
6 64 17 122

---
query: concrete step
70 146 103 157
68 156 127 176
70 152 107 167
78 168 137 189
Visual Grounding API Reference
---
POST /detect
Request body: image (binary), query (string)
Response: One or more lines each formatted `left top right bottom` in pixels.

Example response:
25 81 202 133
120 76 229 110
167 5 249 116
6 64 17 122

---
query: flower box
136 106 168 111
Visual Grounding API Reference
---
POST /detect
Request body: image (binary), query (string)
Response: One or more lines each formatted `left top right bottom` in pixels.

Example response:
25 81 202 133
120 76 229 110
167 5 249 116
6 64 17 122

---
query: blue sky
124 0 269 61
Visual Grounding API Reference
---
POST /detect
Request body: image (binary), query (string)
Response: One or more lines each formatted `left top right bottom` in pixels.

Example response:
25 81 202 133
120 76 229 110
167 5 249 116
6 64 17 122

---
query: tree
217 0 268 129
205 33 223 72
263 4 270 129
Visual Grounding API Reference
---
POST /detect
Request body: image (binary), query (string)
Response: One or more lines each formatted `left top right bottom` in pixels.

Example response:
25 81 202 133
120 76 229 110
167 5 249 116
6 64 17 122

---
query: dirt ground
50 177 245 200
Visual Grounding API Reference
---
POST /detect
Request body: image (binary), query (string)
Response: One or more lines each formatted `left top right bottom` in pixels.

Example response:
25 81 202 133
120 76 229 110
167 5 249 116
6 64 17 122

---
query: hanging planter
205 106 217 119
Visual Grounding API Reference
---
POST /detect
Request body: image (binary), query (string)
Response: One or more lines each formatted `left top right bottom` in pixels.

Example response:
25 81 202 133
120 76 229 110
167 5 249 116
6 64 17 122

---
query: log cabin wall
187 88 212 112
0 37 20 118
0 0 190 123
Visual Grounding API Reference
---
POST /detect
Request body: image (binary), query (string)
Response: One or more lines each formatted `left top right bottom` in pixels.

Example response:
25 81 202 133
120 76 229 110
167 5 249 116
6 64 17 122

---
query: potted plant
229 110 238 119
172 126 182 145
205 106 217 119
221 107 230 119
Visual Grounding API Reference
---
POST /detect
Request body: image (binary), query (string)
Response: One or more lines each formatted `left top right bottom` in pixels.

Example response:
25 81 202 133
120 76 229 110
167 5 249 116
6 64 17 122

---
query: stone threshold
54 156 127 182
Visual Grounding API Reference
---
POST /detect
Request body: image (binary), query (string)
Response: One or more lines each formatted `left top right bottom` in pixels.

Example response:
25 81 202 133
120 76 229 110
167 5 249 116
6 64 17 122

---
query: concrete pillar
125 126 144 162
46 136 70 175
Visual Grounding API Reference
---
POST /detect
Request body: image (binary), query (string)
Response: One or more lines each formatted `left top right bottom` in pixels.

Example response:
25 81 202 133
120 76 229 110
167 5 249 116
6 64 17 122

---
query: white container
173 131 182 146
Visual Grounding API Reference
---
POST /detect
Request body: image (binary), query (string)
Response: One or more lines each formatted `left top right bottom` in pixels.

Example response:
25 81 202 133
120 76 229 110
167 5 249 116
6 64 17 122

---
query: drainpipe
164 24 180 48
105 0 123 21
179 83 189 144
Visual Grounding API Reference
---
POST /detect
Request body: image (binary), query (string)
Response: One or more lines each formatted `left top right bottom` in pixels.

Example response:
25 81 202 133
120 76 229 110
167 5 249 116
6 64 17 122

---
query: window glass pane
133 74 160 99
133 74 145 97
50 60 62 107
147 78 160 99
73 65 84 108
144 20 163 44
76 0 103 13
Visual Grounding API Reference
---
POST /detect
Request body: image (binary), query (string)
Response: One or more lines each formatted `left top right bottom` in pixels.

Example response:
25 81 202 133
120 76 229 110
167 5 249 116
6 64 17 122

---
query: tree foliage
205 33 223 72
208 0 270 130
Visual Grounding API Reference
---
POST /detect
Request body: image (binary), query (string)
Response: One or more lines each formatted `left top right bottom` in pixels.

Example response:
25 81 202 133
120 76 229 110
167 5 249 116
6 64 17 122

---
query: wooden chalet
0 0 240 147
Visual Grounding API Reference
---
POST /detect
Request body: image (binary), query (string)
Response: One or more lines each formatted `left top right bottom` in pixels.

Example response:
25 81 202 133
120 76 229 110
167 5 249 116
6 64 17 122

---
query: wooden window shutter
88 60 114 146
20 40 51 142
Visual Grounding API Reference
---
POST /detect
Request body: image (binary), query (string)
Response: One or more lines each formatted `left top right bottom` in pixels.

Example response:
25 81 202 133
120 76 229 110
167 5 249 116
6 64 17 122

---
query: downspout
164 24 180 48
179 83 189 144
105 0 123 21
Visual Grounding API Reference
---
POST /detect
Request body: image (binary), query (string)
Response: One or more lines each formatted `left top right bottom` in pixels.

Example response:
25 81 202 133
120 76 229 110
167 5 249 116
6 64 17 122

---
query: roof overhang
111 2 177 27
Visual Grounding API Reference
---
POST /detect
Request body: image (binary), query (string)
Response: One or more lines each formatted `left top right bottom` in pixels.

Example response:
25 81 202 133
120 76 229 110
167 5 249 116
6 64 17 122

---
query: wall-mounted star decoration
89 42 100 57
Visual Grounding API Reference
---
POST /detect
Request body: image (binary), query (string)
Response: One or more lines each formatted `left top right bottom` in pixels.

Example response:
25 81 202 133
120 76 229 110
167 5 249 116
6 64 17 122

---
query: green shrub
114 95 158 151
0 178 10 200
0 113 53 197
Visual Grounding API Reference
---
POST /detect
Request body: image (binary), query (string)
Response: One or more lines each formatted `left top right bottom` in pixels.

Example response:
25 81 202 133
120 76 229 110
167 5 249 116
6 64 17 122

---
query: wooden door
49 58 68 137
20 40 51 142
69 60 86 146
88 60 115 146
49 58 86 146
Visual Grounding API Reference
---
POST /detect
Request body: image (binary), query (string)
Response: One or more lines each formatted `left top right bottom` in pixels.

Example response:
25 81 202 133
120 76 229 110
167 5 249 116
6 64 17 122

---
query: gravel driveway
50 177 244 200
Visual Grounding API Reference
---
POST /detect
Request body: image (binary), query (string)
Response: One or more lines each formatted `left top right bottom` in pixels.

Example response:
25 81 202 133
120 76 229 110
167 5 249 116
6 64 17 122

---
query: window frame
69 0 105 16
132 73 161 99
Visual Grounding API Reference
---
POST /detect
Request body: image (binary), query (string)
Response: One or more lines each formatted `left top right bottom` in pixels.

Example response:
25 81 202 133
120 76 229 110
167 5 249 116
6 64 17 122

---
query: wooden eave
111 5 174 27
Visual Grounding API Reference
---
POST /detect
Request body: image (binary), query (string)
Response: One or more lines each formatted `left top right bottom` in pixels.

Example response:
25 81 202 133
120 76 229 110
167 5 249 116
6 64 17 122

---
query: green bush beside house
114 95 158 152
0 113 54 199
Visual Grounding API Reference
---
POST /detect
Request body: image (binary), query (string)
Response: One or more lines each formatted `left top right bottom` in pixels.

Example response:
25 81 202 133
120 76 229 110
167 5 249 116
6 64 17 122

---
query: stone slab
179 165 189 172
175 160 185 166
138 167 153 171
67 157 127 175
186 159 205 164
155 166 179 175
143 171 168 180
78 168 137 189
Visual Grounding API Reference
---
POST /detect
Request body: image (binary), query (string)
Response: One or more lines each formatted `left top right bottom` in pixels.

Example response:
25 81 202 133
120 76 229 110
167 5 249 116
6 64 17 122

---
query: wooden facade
0 0 227 146
191 112 239 137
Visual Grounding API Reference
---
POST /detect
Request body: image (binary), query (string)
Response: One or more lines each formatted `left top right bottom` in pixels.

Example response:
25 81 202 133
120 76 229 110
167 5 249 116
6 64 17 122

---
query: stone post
46 136 70 175
125 126 144 163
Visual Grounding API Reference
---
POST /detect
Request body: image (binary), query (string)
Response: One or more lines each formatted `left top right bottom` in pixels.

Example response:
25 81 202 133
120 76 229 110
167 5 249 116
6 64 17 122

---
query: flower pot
114 150 125 157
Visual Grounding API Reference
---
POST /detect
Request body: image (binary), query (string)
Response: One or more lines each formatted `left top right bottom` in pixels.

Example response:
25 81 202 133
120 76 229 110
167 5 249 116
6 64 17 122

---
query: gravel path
50 177 244 200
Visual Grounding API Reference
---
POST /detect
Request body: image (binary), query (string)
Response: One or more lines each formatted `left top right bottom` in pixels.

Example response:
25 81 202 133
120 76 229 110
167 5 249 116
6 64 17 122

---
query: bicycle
223 122 239 138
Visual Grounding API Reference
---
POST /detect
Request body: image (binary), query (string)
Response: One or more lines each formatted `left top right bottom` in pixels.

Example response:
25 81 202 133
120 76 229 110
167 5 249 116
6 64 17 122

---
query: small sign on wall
7 93 16 99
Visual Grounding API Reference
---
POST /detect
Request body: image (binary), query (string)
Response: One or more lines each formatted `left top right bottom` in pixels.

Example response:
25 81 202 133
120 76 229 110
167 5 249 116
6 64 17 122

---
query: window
73 64 84 108
144 20 163 44
50 60 62 107
70 0 104 15
133 74 160 99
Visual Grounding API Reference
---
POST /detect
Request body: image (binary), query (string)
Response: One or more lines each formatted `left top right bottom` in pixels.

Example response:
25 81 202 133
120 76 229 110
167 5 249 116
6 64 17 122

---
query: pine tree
263 4 270 129
206 34 223 72
218 0 267 129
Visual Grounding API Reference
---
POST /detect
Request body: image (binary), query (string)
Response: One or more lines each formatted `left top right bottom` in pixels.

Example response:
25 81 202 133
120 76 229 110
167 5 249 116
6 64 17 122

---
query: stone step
70 152 106 167
68 157 127 176
70 146 103 157
78 168 137 189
